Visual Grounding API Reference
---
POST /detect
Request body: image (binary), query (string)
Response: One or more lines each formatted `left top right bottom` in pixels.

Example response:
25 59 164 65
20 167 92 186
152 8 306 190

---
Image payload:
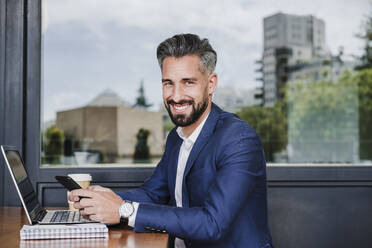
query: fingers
70 189 96 199
70 188 122 225
67 192 75 202
79 197 95 207
89 214 100 222
70 186 112 202
79 206 95 215
78 207 101 223
73 201 84 210
73 196 96 210
88 185 111 192
78 209 98 222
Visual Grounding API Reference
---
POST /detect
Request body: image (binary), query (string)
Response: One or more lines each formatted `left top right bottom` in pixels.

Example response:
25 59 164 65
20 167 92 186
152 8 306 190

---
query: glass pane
41 0 371 167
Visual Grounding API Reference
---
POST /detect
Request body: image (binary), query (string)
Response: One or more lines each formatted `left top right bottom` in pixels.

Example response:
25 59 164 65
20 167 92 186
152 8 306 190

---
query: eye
185 81 194 85
162 81 173 86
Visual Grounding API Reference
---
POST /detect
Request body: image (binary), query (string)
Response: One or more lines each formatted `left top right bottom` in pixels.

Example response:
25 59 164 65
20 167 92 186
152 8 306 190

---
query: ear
207 73 218 95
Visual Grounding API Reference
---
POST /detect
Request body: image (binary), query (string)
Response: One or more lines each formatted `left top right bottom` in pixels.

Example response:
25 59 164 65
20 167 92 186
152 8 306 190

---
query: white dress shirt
129 112 209 248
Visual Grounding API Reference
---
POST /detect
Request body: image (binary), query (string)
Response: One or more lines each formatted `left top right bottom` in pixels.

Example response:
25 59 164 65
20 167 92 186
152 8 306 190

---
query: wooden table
0 207 168 248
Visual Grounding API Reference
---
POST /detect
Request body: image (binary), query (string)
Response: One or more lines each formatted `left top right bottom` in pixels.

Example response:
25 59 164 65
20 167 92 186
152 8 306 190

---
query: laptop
1 145 98 225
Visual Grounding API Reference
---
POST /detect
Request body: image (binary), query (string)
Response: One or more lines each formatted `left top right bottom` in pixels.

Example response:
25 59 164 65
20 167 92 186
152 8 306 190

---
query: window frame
10 1 372 246
1 0 372 207
0 0 155 206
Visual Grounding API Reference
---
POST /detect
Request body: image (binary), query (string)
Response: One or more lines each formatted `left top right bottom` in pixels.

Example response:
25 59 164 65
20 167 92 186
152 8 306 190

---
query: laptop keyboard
42 210 91 223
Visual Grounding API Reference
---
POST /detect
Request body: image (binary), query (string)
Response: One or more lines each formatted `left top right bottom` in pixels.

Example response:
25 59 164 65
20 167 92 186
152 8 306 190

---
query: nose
171 84 184 102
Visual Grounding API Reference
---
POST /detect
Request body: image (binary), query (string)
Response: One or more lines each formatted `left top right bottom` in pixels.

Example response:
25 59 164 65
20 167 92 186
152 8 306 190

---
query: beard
165 94 209 127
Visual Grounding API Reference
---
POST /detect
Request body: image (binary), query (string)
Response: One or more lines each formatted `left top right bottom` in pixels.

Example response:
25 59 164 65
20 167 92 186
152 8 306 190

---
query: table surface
0 207 168 248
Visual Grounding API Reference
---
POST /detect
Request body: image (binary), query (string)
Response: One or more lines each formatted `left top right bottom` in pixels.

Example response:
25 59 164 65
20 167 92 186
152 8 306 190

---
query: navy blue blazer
118 103 273 248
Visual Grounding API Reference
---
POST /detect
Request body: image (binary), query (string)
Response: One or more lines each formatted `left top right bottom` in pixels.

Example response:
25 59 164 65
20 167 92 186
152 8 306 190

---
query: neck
181 101 212 138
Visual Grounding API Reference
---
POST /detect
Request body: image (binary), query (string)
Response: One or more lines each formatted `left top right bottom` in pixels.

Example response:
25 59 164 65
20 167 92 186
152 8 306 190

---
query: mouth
170 103 191 114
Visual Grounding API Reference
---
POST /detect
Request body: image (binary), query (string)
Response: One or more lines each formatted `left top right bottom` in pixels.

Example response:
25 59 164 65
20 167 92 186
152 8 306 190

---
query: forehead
162 55 203 78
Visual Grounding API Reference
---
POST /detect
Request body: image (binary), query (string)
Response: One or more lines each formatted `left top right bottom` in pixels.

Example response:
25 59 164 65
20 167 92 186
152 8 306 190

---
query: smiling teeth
174 105 188 110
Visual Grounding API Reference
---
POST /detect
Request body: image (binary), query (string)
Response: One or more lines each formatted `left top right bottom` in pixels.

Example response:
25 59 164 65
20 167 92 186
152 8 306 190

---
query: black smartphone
55 175 82 191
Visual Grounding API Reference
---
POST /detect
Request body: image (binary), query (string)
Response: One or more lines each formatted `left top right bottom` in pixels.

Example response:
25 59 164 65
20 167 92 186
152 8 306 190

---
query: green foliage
163 115 175 135
288 80 357 140
287 76 359 162
355 7 372 70
236 68 372 163
287 68 372 162
236 103 287 162
134 80 152 108
44 125 65 164
133 128 151 162
352 69 372 160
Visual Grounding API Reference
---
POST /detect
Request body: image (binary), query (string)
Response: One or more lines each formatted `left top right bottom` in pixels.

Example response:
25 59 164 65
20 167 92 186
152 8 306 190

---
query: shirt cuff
128 201 139 227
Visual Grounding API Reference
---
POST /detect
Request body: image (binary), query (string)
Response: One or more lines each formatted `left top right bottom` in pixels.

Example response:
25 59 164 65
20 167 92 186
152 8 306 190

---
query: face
162 55 217 127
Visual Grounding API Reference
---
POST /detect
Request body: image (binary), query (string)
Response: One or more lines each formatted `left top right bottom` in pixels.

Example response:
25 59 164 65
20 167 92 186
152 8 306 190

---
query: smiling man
70 34 273 248
162 54 214 137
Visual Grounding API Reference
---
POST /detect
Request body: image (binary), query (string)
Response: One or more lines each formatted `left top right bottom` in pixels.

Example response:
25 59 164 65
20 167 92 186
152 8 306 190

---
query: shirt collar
176 111 210 143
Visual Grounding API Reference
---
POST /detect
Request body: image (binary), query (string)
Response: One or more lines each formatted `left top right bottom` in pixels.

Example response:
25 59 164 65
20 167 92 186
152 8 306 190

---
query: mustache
167 99 194 105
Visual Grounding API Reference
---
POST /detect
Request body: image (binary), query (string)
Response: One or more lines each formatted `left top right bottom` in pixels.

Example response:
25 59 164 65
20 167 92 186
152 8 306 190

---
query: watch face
120 202 134 218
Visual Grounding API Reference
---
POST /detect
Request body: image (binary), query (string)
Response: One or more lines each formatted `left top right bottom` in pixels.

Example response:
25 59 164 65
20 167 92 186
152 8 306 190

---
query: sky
42 0 371 122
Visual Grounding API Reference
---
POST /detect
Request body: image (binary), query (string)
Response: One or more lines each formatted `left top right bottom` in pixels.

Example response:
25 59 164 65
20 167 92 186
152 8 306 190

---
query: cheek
186 85 205 99
162 87 172 100
194 85 209 101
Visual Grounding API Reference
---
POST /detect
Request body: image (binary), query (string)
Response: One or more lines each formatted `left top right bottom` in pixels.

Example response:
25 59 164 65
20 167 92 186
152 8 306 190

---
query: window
41 0 371 167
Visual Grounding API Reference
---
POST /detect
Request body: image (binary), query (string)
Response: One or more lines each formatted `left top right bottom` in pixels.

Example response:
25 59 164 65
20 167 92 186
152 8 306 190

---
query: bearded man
70 33 273 248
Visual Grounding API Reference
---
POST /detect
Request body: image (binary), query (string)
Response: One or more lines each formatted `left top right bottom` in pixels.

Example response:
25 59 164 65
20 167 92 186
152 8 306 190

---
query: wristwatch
119 200 134 220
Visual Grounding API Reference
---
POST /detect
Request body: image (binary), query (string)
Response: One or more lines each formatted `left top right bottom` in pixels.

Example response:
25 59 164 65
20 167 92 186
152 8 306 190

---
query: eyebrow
181 78 197 81
161 77 198 82
162 78 172 83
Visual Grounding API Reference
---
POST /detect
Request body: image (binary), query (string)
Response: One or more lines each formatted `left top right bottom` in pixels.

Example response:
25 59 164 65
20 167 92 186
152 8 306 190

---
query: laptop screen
2 149 42 223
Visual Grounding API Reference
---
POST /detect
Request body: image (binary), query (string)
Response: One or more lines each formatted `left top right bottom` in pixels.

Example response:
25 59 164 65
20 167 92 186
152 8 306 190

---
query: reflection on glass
41 0 371 166
42 88 165 166
287 79 359 163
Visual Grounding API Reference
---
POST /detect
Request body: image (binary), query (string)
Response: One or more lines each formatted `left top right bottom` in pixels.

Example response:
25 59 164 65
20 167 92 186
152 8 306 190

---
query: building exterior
262 12 327 106
260 13 361 163
56 89 164 163
213 86 261 112
288 56 357 83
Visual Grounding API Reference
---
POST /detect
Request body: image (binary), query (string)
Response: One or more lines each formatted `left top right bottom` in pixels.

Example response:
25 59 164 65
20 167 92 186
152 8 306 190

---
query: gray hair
156 33 217 75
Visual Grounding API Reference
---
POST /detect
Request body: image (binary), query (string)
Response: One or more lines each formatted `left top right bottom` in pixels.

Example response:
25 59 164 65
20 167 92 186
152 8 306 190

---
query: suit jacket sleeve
133 122 266 242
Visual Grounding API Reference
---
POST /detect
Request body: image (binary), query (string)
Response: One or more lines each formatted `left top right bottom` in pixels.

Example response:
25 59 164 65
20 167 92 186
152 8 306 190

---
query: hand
69 185 124 224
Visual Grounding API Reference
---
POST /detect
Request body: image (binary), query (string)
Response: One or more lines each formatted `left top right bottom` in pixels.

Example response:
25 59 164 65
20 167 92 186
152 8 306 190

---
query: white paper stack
20 238 108 248
20 223 108 240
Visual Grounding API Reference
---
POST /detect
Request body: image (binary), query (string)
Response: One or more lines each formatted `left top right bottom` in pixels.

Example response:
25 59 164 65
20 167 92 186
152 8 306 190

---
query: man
70 33 273 248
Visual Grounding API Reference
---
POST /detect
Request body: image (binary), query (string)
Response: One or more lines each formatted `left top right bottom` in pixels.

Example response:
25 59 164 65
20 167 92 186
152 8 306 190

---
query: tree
286 68 372 162
44 125 65 164
286 75 359 162
163 115 175 136
355 7 372 70
134 80 152 108
133 128 151 162
236 67 372 163
351 68 372 160
236 104 287 162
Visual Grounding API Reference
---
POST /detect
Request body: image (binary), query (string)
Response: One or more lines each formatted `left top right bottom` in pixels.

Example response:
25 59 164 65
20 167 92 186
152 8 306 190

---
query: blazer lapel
182 103 221 206
168 135 183 205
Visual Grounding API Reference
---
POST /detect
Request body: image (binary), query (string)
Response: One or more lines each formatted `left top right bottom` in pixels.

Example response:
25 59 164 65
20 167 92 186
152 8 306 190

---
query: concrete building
262 12 327 106
213 86 261 112
56 89 164 163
